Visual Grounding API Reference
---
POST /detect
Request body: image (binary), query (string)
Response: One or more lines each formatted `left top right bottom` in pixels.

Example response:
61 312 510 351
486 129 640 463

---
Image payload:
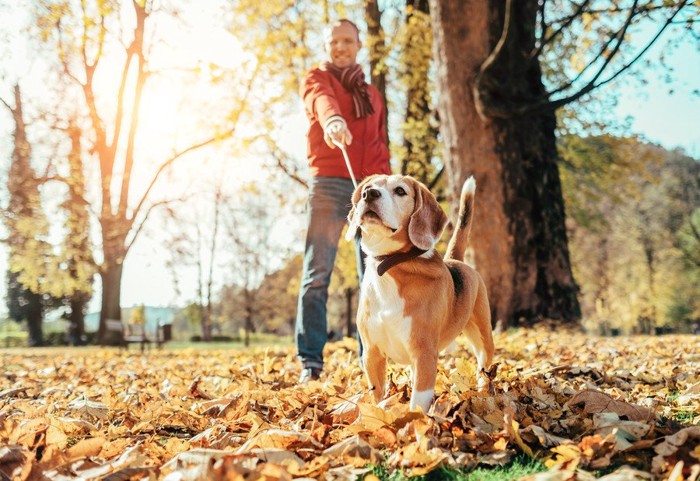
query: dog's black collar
375 246 428 276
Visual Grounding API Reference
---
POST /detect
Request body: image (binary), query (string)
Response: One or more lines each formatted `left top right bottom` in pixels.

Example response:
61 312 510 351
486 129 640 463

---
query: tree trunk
201 304 212 341
244 315 252 347
345 287 354 337
401 0 439 187
69 295 87 345
365 0 388 144
4 85 47 346
98 257 125 345
429 0 580 327
26 302 43 347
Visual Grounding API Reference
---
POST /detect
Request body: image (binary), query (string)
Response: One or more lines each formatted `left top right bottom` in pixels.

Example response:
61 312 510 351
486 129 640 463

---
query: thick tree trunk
244 315 252 347
25 299 43 347
68 296 87 345
201 304 212 342
429 0 580 327
98 256 125 345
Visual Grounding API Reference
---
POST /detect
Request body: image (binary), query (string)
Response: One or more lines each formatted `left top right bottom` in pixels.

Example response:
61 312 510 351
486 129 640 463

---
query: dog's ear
408 180 448 250
345 175 380 241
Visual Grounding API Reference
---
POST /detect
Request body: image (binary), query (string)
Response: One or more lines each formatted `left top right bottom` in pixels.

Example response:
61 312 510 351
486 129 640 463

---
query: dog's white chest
361 269 413 365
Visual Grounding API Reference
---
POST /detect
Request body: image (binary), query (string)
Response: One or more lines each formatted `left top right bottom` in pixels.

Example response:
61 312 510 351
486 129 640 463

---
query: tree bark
25 301 44 347
68 296 87 345
401 0 439 187
98 252 125 345
365 0 388 144
345 287 354 337
429 0 580 327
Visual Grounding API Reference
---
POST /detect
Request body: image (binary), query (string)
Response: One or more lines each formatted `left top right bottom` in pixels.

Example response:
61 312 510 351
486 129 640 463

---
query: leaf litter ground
1 327 699 480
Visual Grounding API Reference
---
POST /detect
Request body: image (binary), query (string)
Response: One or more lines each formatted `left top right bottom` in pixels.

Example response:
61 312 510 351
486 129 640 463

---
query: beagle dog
346 175 494 413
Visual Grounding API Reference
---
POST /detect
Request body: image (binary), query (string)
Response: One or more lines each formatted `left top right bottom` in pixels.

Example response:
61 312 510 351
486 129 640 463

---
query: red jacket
300 67 391 179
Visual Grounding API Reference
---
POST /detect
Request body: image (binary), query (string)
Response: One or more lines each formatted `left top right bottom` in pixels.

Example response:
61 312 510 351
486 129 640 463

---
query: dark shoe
299 367 322 384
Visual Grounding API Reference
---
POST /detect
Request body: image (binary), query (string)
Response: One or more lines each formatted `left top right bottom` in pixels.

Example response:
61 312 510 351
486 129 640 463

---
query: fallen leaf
0 445 32 481
66 436 107 459
68 395 109 420
652 426 700 476
323 435 382 466
520 425 572 448
568 390 655 422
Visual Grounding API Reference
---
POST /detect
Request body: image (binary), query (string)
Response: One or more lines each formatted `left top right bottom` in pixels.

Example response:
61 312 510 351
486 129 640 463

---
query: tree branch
480 0 691 118
118 0 148 220
125 198 184 255
476 0 514 94
427 165 444 191
270 147 308 188
547 0 638 100
588 2 688 92
109 48 135 159
0 95 12 112
129 62 261 224
532 0 591 59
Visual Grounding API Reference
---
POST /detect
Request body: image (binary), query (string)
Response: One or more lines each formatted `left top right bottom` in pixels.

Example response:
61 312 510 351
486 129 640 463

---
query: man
296 18 391 383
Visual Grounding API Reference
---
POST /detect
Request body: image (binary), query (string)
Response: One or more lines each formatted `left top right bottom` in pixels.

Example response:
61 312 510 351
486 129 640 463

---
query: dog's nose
363 188 381 201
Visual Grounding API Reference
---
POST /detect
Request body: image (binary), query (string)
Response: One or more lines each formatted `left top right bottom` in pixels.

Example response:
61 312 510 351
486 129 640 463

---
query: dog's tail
445 176 476 261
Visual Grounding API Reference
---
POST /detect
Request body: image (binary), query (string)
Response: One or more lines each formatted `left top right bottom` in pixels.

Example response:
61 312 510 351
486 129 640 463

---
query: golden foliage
1 328 699 479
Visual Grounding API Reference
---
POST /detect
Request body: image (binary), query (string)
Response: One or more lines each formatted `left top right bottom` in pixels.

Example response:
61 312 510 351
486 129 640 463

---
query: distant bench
105 319 172 352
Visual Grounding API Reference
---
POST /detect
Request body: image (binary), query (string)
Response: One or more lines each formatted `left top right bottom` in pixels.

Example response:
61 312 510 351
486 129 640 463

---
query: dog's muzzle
363 188 381 202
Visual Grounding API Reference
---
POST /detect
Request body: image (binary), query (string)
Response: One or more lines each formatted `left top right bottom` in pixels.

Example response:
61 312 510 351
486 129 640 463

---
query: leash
332 138 358 189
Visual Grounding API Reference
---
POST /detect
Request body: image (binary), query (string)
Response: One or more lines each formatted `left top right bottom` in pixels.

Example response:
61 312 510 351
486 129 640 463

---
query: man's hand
324 117 353 148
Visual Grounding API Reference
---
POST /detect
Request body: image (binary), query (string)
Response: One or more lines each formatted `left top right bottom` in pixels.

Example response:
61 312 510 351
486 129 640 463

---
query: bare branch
0 95 12 112
532 0 592 59
270 147 309 188
589 2 689 92
125 198 184 254
480 0 691 118
538 0 547 45
427 165 444 191
129 62 261 224
547 0 639 100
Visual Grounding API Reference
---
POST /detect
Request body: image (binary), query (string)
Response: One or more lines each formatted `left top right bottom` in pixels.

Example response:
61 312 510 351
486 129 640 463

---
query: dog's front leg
410 349 438 413
362 345 387 403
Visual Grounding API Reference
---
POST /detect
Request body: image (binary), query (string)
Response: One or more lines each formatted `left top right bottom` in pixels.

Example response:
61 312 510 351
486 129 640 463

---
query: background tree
55 118 95 345
397 1 441 191
1 85 51 346
220 182 296 347
33 0 259 344
163 182 224 342
428 0 697 327
562 136 700 333
255 255 303 335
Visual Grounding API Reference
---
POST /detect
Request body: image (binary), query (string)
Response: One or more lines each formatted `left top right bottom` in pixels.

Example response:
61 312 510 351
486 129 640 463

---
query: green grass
666 392 698 425
366 455 547 481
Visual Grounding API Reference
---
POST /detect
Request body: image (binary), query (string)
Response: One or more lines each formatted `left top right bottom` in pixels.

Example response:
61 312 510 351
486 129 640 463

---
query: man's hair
325 18 360 41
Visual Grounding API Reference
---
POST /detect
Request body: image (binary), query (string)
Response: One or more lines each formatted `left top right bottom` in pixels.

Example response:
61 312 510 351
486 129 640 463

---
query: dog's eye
394 187 407 196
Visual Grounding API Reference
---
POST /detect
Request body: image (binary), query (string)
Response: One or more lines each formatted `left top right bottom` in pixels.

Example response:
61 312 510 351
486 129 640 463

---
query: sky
0 2 698 319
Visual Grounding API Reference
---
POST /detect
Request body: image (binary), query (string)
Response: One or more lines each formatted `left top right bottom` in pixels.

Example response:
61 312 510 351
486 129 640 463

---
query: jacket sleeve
300 69 342 127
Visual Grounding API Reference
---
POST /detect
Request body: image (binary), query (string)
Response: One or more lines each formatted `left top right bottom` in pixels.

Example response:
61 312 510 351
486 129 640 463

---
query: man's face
324 22 361 68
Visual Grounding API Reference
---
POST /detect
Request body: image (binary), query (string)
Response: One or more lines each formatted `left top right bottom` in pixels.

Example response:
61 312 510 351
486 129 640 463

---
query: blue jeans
296 176 364 369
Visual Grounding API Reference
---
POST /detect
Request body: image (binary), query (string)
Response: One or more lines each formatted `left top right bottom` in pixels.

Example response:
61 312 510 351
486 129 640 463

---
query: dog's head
346 175 448 255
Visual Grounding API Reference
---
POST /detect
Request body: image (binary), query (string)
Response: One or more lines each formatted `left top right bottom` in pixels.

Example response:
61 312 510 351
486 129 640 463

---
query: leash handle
332 138 358 189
